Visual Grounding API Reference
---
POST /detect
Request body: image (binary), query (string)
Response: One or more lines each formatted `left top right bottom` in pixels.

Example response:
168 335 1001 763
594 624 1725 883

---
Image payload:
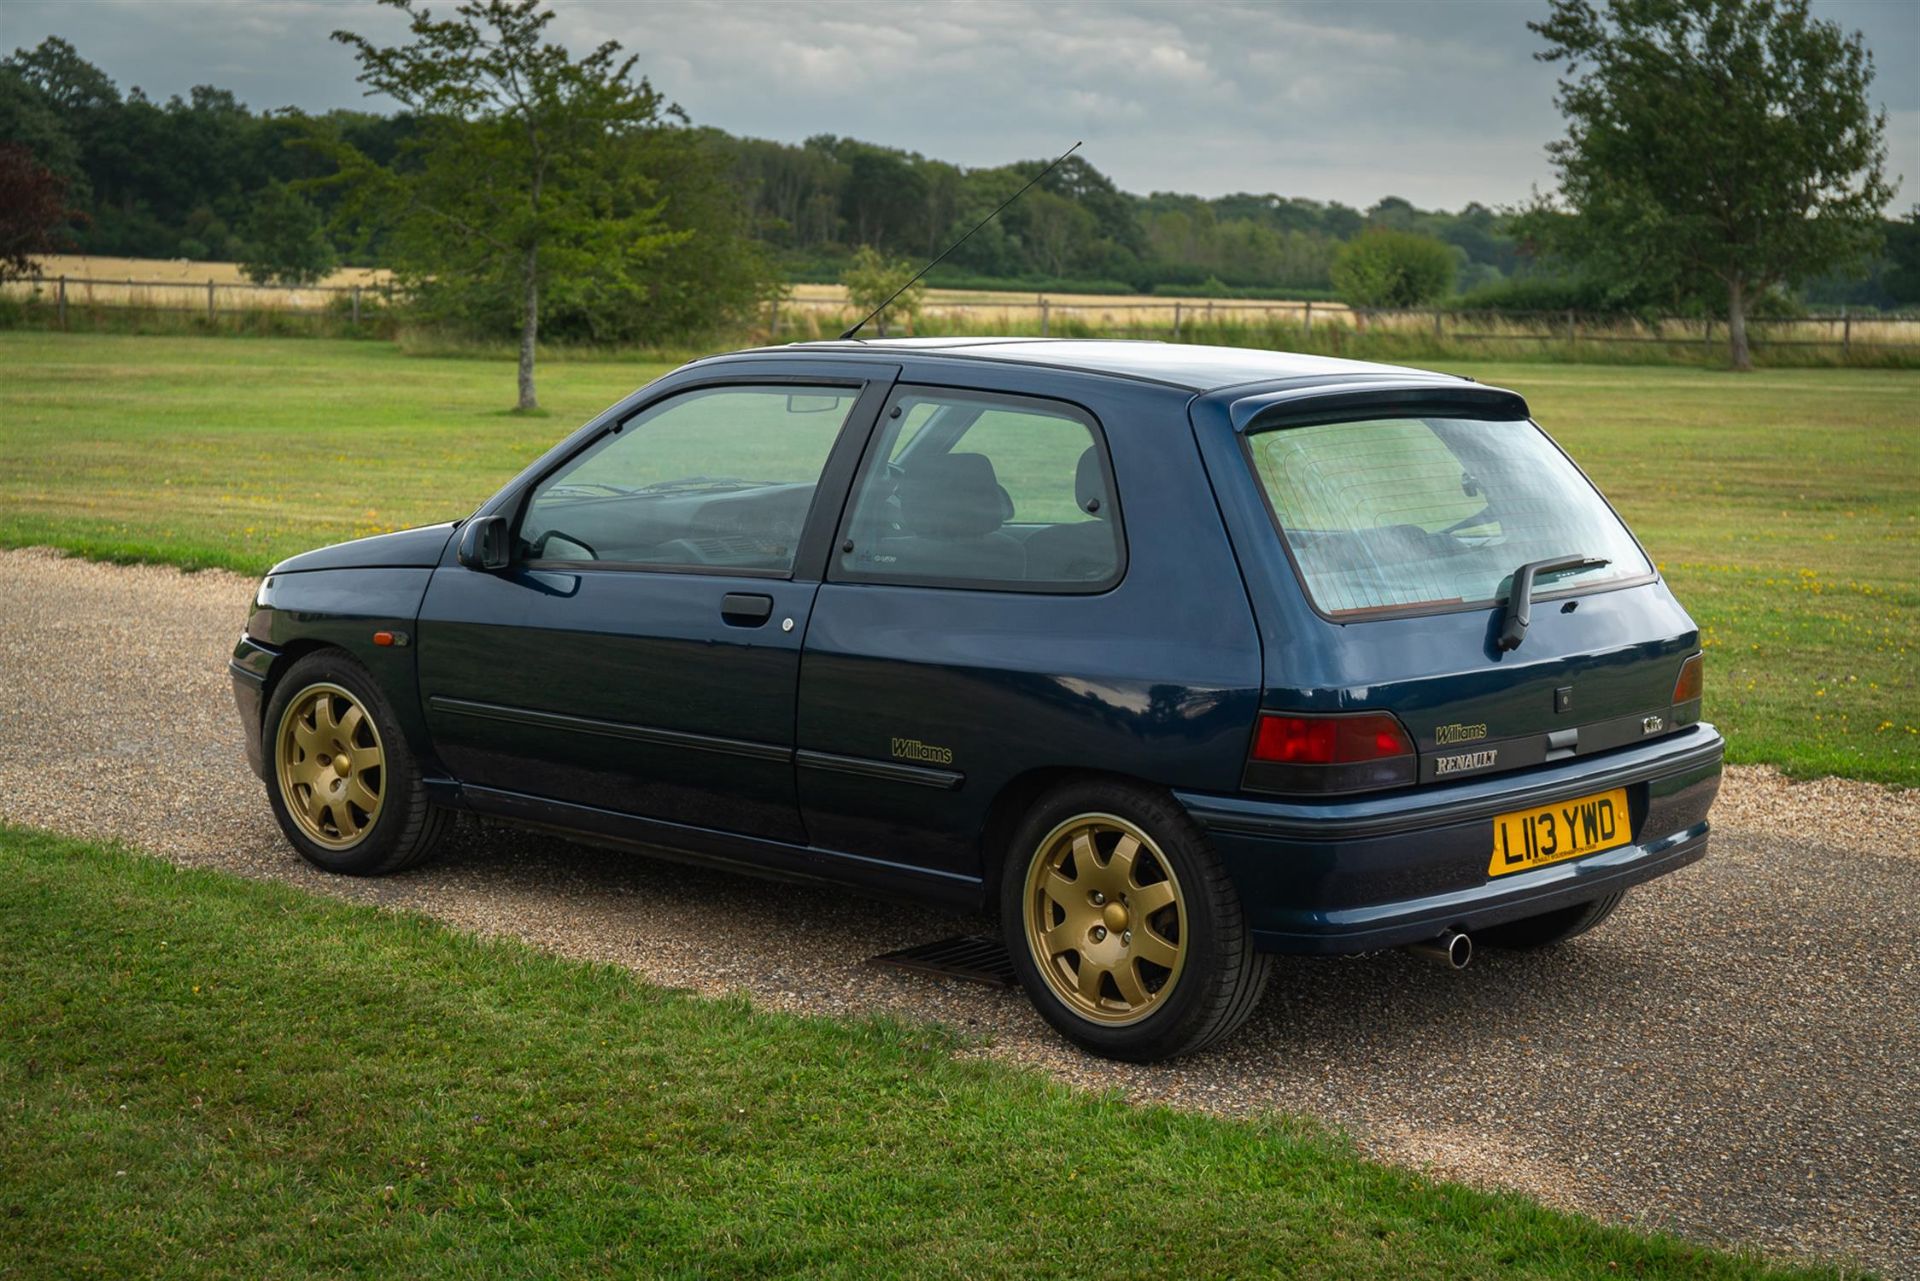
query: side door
416 373 892 844
796 384 1131 877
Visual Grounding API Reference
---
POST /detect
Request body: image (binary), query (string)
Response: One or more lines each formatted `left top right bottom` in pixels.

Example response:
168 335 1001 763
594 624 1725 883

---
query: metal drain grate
869 934 1020 990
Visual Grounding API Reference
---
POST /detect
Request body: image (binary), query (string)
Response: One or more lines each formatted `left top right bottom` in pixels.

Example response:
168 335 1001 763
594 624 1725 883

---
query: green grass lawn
0 333 678 574
0 825 1845 1280
1 333 1913 784
1508 363 1917 785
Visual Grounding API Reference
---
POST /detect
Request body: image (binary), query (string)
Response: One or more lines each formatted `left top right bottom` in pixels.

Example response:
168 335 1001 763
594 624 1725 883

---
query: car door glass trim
515 558 808 579
428 695 792 763
789 377 898 581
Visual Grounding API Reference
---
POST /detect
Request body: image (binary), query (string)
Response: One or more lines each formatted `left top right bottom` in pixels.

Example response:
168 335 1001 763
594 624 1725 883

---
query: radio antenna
837 140 1082 341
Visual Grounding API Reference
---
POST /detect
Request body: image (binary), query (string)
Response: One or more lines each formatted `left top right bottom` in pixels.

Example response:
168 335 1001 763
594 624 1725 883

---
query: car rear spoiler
1230 380 1531 434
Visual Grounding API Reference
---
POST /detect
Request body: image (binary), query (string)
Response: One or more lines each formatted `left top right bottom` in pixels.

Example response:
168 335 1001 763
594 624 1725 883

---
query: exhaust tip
1406 929 1472 970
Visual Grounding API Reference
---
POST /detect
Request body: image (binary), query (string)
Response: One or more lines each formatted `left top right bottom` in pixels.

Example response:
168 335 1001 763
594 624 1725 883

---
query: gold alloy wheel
276 683 384 849
1022 813 1187 1026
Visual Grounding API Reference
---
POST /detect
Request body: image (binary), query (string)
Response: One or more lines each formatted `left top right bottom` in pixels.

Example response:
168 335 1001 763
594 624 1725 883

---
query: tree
1329 228 1456 309
1016 191 1098 277
0 57 83 186
1526 0 1893 370
0 143 83 280
4 35 118 115
837 146 926 252
1366 196 1419 230
329 0 696 410
239 179 336 284
1883 210 1920 307
532 126 772 346
840 246 923 337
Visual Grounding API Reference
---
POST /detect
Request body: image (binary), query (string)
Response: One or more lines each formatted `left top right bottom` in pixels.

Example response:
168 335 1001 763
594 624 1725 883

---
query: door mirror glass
457 515 510 571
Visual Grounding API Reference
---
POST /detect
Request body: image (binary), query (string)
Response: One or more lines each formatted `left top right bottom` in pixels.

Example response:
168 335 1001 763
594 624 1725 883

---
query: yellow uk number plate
1489 787 1630 877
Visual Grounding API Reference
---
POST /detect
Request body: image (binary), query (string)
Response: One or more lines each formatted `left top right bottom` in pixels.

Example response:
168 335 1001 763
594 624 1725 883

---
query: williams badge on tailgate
1435 722 1488 745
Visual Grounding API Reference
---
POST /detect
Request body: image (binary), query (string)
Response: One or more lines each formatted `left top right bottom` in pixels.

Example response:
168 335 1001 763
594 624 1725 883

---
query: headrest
1074 446 1108 518
898 453 1013 539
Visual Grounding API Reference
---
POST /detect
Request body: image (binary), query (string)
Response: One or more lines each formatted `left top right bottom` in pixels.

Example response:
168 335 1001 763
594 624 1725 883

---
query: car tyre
263 650 448 876
1000 780 1270 1062
1478 891 1625 950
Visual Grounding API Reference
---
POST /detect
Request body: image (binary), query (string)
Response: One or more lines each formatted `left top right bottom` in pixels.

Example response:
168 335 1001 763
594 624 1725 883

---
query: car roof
714 337 1468 395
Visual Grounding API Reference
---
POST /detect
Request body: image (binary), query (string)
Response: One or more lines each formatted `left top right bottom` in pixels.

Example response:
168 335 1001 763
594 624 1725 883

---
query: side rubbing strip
796 749 964 791
428 696 791 763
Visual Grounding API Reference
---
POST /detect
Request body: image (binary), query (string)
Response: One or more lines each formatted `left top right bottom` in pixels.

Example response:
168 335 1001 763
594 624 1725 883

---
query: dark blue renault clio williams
231 339 1720 1060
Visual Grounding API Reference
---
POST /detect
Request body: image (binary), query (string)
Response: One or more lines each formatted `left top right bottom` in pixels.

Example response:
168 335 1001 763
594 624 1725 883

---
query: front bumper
230 633 279 781
1176 723 1724 955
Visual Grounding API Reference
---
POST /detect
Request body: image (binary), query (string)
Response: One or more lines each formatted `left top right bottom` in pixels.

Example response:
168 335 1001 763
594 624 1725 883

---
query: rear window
1247 417 1652 617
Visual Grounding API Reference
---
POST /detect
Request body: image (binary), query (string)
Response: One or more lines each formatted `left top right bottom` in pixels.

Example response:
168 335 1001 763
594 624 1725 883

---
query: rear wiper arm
1497 555 1610 652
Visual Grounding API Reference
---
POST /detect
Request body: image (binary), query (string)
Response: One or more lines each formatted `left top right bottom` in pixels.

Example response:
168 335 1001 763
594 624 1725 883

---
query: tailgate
1332 585 1703 784
1198 390 1706 789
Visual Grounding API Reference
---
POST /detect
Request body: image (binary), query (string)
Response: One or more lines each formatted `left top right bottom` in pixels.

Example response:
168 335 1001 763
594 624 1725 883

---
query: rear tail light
1671 652 1704 726
1673 653 1704 704
1244 711 1417 794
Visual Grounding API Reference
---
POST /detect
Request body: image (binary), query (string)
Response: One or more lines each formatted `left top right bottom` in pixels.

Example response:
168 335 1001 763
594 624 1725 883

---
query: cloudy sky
6 0 1915 210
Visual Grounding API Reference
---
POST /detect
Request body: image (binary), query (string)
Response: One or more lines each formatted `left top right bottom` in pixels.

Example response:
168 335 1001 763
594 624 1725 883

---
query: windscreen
1247 417 1652 617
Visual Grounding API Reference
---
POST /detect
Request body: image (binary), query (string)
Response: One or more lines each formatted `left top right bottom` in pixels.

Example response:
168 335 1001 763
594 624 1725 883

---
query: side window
836 388 1123 591
519 385 856 574
885 401 943 459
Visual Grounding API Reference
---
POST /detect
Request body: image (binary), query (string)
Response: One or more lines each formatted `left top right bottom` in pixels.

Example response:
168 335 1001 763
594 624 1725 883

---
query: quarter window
519 385 856 573
837 389 1122 590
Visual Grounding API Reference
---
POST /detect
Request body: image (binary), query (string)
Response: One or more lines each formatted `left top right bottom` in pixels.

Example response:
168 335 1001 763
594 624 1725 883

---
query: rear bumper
1176 723 1724 955
230 633 278 781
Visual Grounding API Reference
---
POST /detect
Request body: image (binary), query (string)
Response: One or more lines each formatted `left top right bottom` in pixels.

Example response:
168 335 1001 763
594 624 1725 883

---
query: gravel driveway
3 546 1915 1275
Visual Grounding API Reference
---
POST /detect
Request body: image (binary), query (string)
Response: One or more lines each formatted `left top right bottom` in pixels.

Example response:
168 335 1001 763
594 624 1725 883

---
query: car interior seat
879 452 1027 581
1021 446 1118 581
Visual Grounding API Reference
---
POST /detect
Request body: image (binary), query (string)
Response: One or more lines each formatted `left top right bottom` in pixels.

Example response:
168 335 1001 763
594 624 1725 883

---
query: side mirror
456 515 510 571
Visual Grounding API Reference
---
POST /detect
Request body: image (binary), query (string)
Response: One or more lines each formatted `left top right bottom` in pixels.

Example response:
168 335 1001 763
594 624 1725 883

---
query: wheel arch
977 765 1184 901
257 636 447 783
987 767 1273 1061
257 642 453 876
259 638 343 716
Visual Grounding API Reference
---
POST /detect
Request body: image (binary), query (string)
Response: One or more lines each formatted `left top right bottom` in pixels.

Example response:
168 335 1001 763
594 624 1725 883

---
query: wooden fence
769 292 1920 351
9 272 1918 352
6 274 394 325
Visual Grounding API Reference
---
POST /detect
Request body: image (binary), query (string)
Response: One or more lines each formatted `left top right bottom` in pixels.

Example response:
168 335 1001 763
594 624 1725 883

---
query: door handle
720 592 775 627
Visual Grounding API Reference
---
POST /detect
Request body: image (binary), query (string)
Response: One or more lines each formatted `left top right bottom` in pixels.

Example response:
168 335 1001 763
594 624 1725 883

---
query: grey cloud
5 0 1913 209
